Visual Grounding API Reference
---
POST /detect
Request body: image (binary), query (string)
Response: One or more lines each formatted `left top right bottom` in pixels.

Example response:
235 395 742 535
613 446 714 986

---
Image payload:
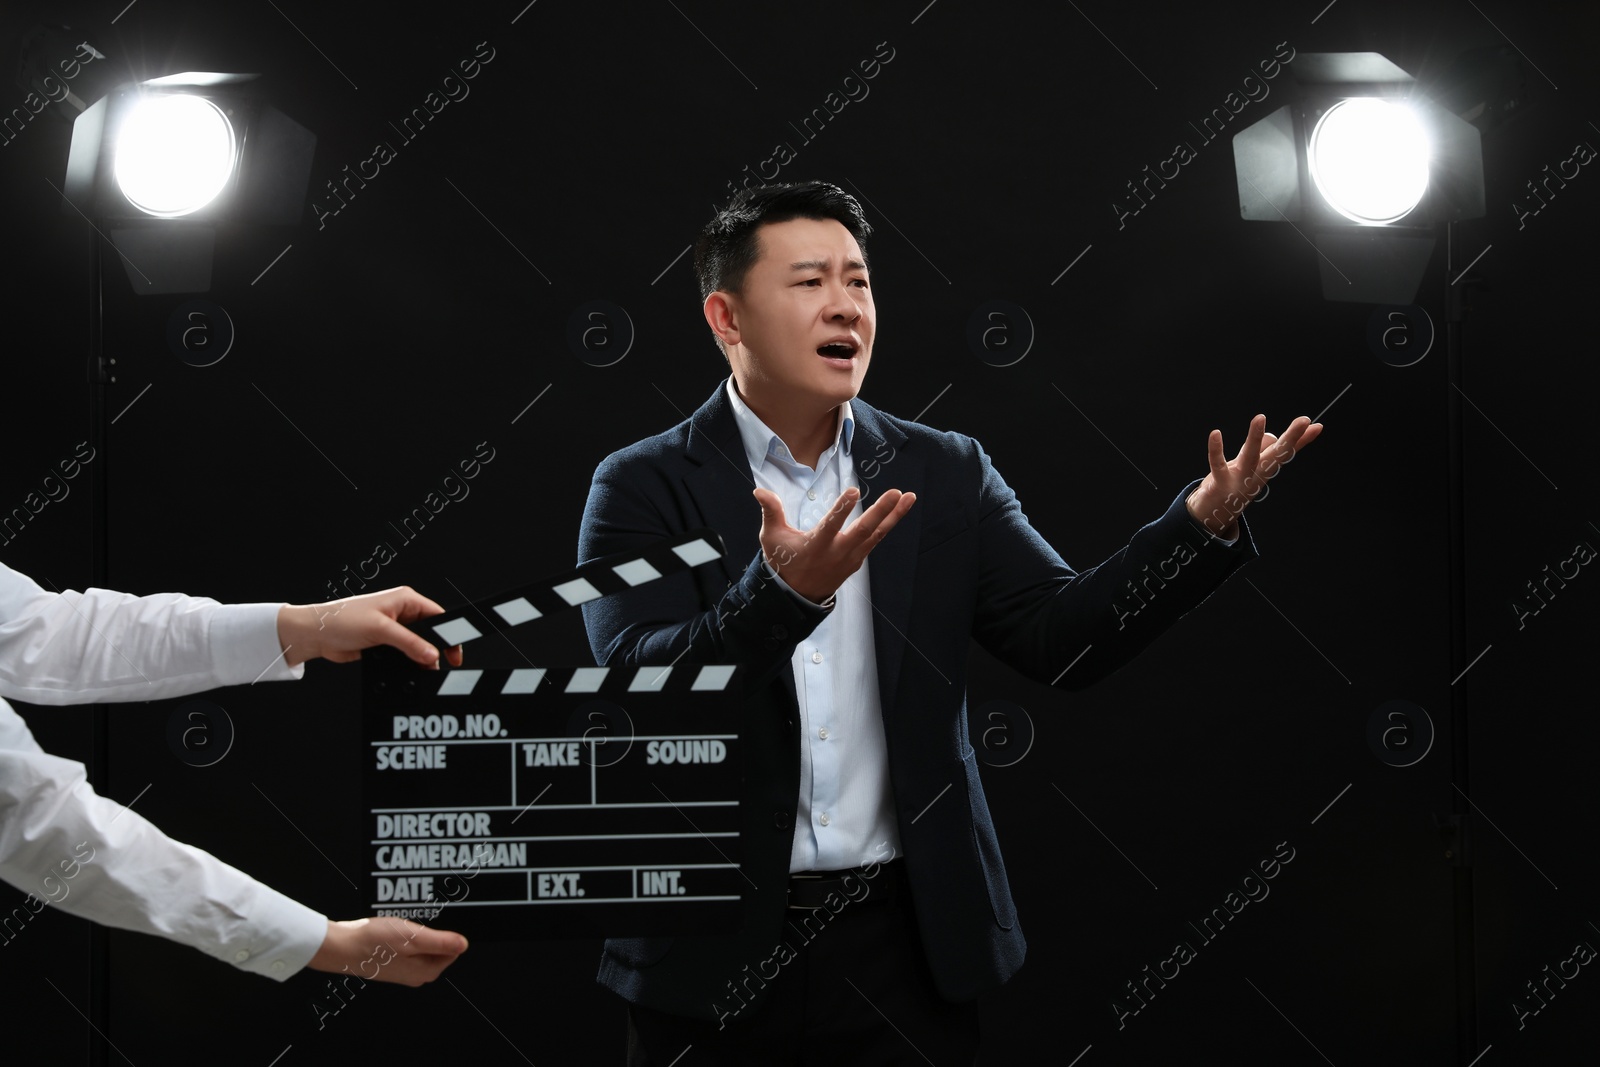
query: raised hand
1185 414 1322 537
753 485 916 604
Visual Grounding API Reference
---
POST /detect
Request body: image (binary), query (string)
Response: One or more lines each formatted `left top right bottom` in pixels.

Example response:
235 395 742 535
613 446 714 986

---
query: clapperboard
363 529 744 938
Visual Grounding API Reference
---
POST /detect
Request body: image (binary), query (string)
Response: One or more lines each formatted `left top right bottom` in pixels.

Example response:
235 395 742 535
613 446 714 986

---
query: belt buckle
787 872 827 910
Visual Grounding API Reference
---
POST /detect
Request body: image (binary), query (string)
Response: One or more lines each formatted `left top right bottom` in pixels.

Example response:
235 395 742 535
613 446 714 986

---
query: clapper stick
415 527 730 651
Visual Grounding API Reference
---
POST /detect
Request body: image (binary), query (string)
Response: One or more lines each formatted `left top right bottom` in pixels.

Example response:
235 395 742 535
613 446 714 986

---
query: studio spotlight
113 93 238 218
1231 53 1486 303
1307 98 1431 225
63 73 316 294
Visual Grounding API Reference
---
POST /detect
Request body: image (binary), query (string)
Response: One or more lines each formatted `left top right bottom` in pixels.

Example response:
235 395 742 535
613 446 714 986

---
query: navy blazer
577 381 1256 1021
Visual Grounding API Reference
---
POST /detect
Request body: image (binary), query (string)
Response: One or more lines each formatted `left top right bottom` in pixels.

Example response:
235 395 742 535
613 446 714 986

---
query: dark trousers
624 862 981 1065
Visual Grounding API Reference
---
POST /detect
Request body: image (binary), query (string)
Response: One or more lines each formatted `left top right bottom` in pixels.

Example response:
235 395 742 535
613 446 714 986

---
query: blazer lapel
682 383 762 587
850 401 921 726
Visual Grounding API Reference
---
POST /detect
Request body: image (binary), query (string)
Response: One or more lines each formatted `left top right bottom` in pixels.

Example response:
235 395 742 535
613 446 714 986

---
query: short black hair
694 181 873 358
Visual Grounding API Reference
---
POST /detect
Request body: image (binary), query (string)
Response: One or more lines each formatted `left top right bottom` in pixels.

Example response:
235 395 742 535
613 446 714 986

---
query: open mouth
816 341 858 360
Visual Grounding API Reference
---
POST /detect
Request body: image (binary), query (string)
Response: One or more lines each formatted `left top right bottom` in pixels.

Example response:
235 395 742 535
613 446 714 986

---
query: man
0 562 468 985
577 180 1320 1063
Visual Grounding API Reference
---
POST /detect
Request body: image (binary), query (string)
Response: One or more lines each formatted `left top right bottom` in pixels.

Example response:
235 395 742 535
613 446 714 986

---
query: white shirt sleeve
0 560 304 704
0 560 326 980
0 707 328 978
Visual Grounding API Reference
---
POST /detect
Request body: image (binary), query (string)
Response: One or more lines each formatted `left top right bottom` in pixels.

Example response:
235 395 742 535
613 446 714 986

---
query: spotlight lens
1308 98 1430 225
114 94 237 218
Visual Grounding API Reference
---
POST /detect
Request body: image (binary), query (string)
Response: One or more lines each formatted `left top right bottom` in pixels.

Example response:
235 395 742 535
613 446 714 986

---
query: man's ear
704 290 740 350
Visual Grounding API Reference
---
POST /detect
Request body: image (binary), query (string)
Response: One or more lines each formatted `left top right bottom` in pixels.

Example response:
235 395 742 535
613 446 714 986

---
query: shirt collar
725 376 854 472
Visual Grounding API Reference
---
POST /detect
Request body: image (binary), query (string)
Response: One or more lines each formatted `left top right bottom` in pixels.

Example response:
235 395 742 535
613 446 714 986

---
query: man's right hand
753 485 916 604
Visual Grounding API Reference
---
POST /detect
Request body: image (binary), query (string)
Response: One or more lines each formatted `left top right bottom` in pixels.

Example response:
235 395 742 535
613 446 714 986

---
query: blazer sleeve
576 450 834 692
967 438 1257 688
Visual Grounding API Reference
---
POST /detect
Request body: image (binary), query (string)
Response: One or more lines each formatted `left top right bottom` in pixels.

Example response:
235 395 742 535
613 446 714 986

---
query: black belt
787 859 905 910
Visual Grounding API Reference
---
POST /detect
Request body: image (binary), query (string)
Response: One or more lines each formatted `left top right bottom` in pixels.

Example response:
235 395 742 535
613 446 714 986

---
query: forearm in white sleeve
0 717 327 980
0 561 303 705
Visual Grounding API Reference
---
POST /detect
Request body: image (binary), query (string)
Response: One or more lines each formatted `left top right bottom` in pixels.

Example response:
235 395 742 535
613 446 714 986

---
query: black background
0 0 1596 1064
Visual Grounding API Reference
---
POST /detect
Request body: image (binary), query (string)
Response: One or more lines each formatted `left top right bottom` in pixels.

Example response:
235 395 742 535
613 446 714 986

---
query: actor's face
715 216 875 409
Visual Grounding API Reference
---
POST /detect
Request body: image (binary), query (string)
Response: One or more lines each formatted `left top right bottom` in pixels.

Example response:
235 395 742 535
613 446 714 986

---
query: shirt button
811 651 823 664
807 489 817 500
819 812 831 827
818 727 829 740
270 960 286 973
234 949 251 962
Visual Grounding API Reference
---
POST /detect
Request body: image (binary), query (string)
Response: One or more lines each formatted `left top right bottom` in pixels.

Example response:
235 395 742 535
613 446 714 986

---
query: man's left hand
1185 414 1322 538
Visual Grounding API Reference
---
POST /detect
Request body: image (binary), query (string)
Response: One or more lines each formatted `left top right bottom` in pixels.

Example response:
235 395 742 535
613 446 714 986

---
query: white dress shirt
0 560 328 980
725 377 903 873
